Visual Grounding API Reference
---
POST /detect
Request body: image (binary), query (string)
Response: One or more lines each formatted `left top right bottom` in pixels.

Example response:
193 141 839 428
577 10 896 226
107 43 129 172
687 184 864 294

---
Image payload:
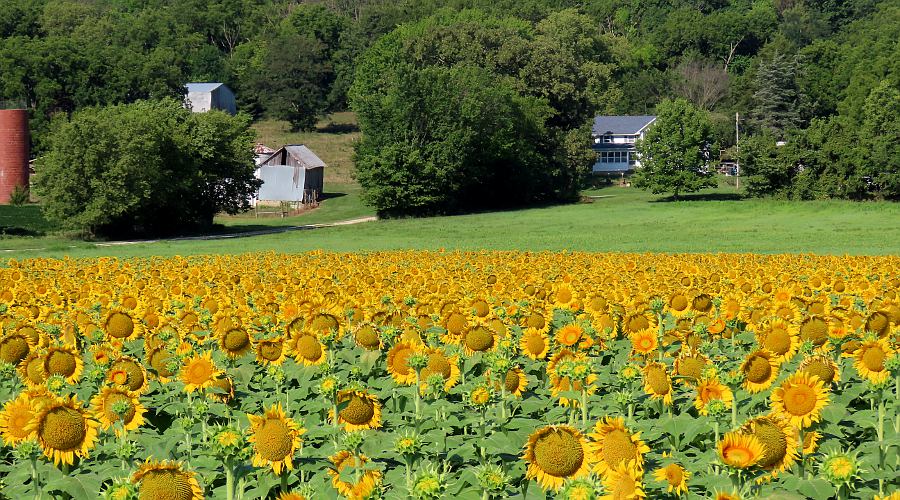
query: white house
591 115 657 174
184 83 237 115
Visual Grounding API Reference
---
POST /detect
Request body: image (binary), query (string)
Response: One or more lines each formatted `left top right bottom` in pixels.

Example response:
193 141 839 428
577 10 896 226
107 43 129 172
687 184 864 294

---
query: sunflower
600 460 646 500
548 350 598 407
90 386 146 436
386 341 419 385
653 463 689 496
520 328 550 360
0 332 32 366
353 324 382 351
694 376 733 416
629 329 658 356
247 403 305 475
499 366 528 397
853 338 893 384
714 489 743 500
462 324 498 355
418 347 461 392
740 350 779 393
18 349 47 388
104 307 143 341
207 375 235 404
739 414 798 474
109 356 148 393
290 333 328 366
770 372 829 429
277 491 309 500
521 307 551 334
332 390 382 431
642 362 673 406
328 450 382 499
755 319 799 363
798 315 830 347
255 337 287 365
180 351 223 394
43 345 84 384
523 425 593 491
673 351 709 385
667 292 692 317
556 323 584 348
0 391 37 445
28 395 99 466
147 346 179 382
588 417 650 477
798 353 840 385
717 432 764 469
131 459 204 500
219 327 252 358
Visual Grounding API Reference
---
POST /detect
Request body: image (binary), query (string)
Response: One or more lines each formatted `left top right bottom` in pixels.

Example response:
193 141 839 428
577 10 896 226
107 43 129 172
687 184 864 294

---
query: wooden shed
256 144 325 204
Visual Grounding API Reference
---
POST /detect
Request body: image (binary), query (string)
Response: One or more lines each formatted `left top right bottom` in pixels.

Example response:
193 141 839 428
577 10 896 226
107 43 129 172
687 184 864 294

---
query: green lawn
4 185 899 260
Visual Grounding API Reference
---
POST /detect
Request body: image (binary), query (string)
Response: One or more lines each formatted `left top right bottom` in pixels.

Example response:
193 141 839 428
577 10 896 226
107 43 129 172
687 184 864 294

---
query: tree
33 99 260 237
861 80 900 199
751 52 806 136
673 59 729 110
632 98 717 199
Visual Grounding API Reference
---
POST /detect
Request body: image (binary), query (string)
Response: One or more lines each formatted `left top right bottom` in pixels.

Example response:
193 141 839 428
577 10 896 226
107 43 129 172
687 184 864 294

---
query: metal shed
184 83 237 115
255 145 325 204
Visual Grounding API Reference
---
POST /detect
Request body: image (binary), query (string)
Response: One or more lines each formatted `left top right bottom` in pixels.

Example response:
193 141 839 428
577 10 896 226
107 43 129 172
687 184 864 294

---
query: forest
1 0 898 206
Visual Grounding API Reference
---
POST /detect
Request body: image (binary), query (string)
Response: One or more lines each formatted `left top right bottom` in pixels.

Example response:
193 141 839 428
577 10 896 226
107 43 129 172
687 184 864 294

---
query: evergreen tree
751 52 805 137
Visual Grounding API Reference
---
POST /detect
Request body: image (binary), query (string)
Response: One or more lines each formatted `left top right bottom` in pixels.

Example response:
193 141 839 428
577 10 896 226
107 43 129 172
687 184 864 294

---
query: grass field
4 185 899 260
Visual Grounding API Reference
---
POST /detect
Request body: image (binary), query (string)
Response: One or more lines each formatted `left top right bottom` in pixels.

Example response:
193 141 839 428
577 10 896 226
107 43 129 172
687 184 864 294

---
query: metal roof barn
254 145 325 204
184 83 236 115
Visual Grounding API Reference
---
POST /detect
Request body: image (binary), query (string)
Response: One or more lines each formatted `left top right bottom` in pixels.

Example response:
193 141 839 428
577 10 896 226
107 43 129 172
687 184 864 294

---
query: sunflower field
0 252 899 500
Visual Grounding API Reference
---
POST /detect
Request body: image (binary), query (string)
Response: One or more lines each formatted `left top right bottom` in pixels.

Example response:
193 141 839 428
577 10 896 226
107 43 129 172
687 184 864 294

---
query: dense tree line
2 0 898 214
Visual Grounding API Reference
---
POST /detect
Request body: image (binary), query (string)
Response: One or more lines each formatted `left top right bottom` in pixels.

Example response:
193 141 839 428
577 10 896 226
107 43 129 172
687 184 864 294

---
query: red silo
0 109 30 204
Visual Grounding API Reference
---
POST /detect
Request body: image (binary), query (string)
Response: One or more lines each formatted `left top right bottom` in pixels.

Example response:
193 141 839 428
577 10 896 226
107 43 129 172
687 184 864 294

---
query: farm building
184 83 236 115
254 145 325 205
253 143 275 166
591 115 656 175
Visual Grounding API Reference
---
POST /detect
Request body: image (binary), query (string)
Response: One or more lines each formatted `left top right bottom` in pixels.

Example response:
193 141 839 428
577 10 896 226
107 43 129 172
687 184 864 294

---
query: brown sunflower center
185 359 216 385
422 353 451 380
646 365 670 395
0 335 30 365
465 326 494 352
866 312 889 335
41 406 86 450
295 335 322 361
802 359 835 384
783 385 816 416
626 314 649 333
677 357 704 380
764 328 791 355
556 288 573 304
340 394 375 425
138 469 196 500
46 350 77 377
255 418 293 461
111 359 145 392
862 346 886 372
670 295 688 311
309 314 339 334
355 326 379 349
664 464 683 485
223 329 250 352
532 429 584 477
106 312 134 339
799 317 828 346
525 333 546 355
149 349 176 377
259 341 283 361
602 429 638 468
724 446 754 466
390 347 413 376
445 313 467 335
693 294 712 312
745 356 772 383
752 420 787 468
504 370 520 392
526 313 545 330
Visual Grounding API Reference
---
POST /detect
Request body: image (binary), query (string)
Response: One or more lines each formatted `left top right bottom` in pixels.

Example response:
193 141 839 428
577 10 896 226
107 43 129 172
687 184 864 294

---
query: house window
603 135 613 143
625 135 636 143
599 151 628 163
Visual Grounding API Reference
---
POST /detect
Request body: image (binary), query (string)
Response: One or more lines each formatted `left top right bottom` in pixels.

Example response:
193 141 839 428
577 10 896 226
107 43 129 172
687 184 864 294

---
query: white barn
184 83 237 115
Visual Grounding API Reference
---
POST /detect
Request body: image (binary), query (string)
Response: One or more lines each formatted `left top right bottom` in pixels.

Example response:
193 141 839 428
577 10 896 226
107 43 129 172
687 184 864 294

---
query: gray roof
592 115 656 135
185 82 227 93
264 145 326 169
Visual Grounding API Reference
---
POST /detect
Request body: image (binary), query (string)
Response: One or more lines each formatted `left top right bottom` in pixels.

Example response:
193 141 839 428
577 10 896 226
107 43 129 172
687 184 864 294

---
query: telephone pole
735 112 740 190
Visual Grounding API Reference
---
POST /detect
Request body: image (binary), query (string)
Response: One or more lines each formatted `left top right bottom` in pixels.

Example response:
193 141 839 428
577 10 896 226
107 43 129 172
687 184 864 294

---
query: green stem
479 409 487 464
731 396 737 428
798 428 806 479
280 471 289 493
414 369 422 426
30 455 41 500
225 458 234 500
580 386 588 430
877 391 885 495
